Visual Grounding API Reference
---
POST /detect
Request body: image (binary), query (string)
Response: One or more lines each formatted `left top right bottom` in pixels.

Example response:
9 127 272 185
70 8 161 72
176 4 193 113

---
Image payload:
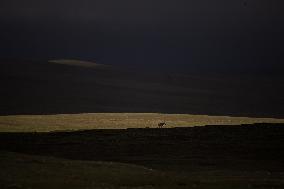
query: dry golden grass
0 113 284 132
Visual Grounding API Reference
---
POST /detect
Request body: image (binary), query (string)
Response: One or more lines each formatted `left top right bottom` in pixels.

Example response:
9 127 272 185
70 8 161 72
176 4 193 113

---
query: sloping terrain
0 151 181 189
0 59 283 117
0 123 284 188
1 123 283 171
49 59 112 69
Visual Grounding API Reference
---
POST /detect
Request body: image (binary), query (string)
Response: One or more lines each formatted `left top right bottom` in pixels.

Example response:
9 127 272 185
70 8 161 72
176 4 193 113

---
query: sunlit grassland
0 113 284 132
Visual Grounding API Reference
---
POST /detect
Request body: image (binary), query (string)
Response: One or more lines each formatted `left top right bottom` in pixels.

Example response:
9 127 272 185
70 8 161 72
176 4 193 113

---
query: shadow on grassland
0 123 283 172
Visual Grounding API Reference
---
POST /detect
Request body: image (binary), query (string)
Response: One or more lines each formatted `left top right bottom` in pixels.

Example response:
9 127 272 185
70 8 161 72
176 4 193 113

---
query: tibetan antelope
158 122 166 128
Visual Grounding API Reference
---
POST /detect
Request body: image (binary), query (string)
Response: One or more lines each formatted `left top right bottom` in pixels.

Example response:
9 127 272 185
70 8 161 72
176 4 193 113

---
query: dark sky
0 0 283 74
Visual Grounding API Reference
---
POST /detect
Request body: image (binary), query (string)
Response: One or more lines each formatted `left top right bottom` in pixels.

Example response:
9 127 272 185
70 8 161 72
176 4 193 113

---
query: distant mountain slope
0 59 283 117
49 59 112 70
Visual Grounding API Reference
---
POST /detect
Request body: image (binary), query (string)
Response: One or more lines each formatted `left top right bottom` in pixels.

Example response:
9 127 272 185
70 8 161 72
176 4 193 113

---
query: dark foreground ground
0 123 284 188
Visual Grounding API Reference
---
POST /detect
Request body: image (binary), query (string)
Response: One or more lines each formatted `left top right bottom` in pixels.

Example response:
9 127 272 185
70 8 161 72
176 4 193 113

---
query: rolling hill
0 59 283 117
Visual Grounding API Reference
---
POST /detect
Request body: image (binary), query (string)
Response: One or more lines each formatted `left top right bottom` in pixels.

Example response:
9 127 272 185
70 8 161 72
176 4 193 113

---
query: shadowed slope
0 151 181 189
0 124 284 173
49 59 112 70
0 60 283 117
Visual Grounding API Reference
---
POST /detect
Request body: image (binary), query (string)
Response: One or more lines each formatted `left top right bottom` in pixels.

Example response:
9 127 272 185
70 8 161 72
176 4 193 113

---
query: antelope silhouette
158 122 166 128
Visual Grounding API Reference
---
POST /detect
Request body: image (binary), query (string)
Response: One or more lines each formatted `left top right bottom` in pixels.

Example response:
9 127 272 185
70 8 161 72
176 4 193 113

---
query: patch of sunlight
0 113 283 132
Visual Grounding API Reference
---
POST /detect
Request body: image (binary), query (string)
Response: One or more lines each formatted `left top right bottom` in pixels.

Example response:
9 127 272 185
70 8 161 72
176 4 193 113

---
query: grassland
2 151 283 189
0 151 178 189
1 124 284 189
3 151 281 189
2 60 284 117
0 113 284 132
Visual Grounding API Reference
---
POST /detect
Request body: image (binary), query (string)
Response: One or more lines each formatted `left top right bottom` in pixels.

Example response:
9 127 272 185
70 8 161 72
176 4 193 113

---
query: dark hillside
0 123 283 172
1 60 283 117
